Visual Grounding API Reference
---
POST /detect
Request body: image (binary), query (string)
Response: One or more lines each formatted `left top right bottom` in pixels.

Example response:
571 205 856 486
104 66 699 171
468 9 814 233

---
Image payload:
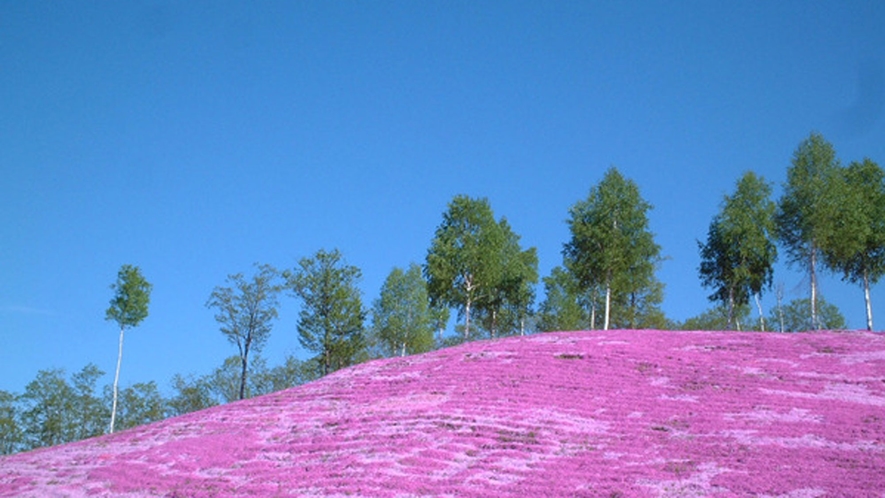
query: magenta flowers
1 329 883 497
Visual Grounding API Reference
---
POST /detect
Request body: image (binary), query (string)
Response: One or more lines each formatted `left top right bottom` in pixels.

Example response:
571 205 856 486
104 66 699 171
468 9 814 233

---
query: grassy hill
1 329 884 497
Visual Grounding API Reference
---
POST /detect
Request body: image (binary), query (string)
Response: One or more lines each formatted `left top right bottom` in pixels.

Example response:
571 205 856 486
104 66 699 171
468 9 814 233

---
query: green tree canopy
564 167 663 329
105 264 152 434
288 248 367 376
424 195 501 341
776 132 842 330
206 263 281 401
821 158 885 330
473 218 539 338
372 264 436 358
536 266 589 332
772 297 847 332
699 171 778 330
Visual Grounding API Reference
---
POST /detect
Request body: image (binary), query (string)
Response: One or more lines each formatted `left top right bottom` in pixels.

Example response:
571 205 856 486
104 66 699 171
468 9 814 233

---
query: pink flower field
2 329 884 497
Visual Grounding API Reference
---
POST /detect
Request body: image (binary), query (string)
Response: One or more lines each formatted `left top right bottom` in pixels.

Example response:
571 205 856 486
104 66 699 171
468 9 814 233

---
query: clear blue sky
2 1 884 396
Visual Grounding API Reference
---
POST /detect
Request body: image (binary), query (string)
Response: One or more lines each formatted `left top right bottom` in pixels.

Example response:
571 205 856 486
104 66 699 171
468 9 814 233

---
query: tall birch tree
821 158 885 330
564 167 662 330
424 195 500 341
699 172 778 330
105 264 151 434
776 132 842 330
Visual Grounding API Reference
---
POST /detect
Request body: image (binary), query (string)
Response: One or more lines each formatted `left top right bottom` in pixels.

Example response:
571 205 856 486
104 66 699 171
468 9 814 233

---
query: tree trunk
239 354 248 401
864 270 873 331
604 282 611 331
754 292 766 332
464 297 471 341
727 287 735 331
110 326 125 434
776 283 785 333
810 246 819 330
401 342 406 357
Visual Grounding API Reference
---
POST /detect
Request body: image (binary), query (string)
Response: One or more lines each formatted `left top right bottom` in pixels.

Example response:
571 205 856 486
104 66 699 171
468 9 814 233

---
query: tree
821 158 885 330
105 381 166 431
776 133 842 330
168 374 217 417
105 264 152 434
0 390 22 455
699 172 778 330
18 365 106 450
473 218 539 338
206 263 281 401
773 297 846 332
680 304 752 331
564 167 663 330
252 355 319 394
536 266 589 332
288 249 367 376
372 264 435 357
424 196 501 341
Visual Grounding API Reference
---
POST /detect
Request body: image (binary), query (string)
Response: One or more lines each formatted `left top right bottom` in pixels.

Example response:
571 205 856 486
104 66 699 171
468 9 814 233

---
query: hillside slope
1 329 884 497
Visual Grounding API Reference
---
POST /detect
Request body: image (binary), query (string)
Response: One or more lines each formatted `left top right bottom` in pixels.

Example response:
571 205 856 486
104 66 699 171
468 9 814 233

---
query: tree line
1 131 881 455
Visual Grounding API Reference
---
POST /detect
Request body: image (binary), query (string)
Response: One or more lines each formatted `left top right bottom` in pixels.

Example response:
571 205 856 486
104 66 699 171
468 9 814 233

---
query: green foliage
106 264 152 434
425 195 538 341
424 195 500 341
288 248 367 376
168 374 217 417
776 132 842 329
536 266 589 332
372 264 436 357
564 167 663 329
18 365 106 450
679 305 752 331
699 171 778 329
252 355 319 394
206 263 282 401
772 297 847 332
820 158 885 330
0 390 23 455
105 265 152 329
104 381 166 432
473 218 539 338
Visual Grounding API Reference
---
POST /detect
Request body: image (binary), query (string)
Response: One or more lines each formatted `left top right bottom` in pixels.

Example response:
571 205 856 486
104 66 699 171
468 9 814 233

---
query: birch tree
424 195 500 341
372 264 435 357
821 158 885 330
105 264 151 434
776 132 842 330
564 167 662 330
699 172 778 330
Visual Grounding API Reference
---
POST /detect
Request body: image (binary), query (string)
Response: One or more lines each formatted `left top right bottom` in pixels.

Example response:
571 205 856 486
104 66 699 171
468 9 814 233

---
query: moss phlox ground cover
1 329 883 496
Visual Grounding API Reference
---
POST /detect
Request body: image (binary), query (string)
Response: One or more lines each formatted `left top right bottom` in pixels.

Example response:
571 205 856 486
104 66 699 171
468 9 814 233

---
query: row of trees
3 132 878 455
698 133 885 332
0 354 318 454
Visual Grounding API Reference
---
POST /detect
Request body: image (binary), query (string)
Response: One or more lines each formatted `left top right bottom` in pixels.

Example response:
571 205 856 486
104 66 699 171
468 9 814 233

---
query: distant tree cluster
5 131 879 456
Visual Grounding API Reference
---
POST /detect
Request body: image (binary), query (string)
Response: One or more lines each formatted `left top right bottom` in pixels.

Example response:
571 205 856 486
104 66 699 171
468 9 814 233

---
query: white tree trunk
604 283 611 331
464 297 472 341
810 247 819 330
864 271 873 331
754 293 766 332
110 326 125 434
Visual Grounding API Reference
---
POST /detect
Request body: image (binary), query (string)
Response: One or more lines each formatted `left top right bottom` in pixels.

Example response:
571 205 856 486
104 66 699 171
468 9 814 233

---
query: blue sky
2 1 884 396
